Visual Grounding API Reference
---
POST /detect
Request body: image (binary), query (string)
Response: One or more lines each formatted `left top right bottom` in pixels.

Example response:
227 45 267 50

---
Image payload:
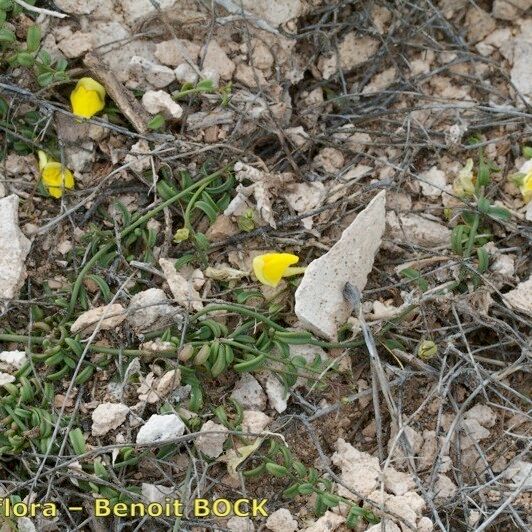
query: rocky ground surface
0 1 531 531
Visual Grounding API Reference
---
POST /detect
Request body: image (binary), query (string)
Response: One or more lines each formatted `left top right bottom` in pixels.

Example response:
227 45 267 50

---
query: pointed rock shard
295 190 386 340
0 195 31 301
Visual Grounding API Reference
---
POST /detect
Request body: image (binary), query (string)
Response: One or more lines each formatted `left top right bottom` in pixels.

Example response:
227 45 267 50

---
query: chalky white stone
295 190 386 340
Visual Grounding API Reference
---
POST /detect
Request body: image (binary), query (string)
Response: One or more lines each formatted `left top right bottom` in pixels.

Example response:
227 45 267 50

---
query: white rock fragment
195 420 228 458
266 508 298 532
386 212 451 247
241 410 271 434
313 148 345 173
136 414 185 444
240 0 305 27
129 56 175 89
434 474 457 499
419 166 447 197
295 190 386 340
366 522 401 532
142 91 183 119
124 139 151 174
493 0 532 21
0 195 31 301
460 418 490 449
265 373 289 413
384 468 416 496
0 350 27 370
503 460 532 489
464 404 497 428
202 41 235 81
284 182 326 229
319 34 379 79
491 254 515 278
142 483 175 504
230 374 267 411
120 0 178 26
367 490 425 530
511 38 532 105
332 439 381 498
174 63 199 84
159 258 203 311
155 39 200 67
227 516 255 532
302 511 345 532
92 403 129 436
127 288 178 331
57 31 93 58
503 276 532 317
71 304 126 336
0 373 15 386
14 518 36 532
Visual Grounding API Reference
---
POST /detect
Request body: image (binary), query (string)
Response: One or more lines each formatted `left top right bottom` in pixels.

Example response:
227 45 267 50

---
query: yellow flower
252 253 305 287
453 158 476 197
521 171 532 203
70 77 106 118
38 151 74 199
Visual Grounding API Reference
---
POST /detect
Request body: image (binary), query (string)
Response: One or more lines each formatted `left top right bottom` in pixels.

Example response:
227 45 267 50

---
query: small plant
450 150 509 289
0 7 69 87
243 439 380 528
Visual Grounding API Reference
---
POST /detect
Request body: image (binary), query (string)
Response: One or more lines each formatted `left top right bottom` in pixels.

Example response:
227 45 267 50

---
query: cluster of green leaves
0 4 69 87
0 102 49 155
157 167 235 267
451 151 509 289
243 439 379 527
181 315 330 386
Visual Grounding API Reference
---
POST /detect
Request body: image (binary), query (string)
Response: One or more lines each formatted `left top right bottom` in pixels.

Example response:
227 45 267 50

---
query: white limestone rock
503 276 532 317
142 483 176 504
301 511 345 532
434 474 457 500
386 211 451 247
0 350 27 370
227 517 255 532
119 0 178 26
195 420 228 458
70 304 126 336
159 258 203 311
419 166 447 197
493 0 532 20
127 288 178 332
136 414 185 444
0 195 31 301
295 190 386 340
266 508 298 532
230 374 267 411
265 373 289 413
142 90 183 119
332 438 381 498
241 410 271 434
240 0 305 27
92 403 129 436
155 39 200 67
201 41 235 81
129 56 175 89
511 38 532 105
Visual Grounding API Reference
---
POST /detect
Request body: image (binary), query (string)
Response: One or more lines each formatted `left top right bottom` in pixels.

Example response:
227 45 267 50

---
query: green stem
64 167 227 321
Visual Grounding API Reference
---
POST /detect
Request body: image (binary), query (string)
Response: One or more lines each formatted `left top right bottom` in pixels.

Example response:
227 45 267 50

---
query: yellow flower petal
252 253 300 287
70 77 106 118
38 155 75 199
521 172 532 203
453 158 476 197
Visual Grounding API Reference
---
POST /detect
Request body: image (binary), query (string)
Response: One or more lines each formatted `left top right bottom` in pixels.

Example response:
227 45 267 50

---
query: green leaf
297 483 315 495
476 247 489 273
38 49 52 66
37 72 54 86
0 27 15 42
197 78 215 92
451 225 466 255
523 146 532 159
26 25 41 52
56 57 68 71
69 428 87 456
148 113 166 130
488 205 510 220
